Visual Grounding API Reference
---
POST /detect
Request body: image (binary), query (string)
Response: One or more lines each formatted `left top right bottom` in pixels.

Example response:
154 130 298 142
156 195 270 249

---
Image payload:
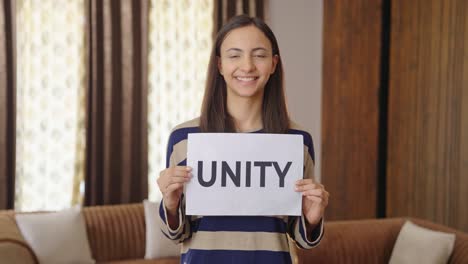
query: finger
301 189 324 197
307 189 329 199
157 177 167 189
161 166 192 177
295 179 315 186
303 190 329 205
173 166 192 172
304 194 329 207
163 167 193 177
168 176 192 185
157 172 191 187
295 183 319 192
304 195 323 204
165 182 184 193
169 170 192 178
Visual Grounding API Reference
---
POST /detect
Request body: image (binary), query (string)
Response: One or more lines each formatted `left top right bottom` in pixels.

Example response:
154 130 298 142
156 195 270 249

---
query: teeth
236 77 256 81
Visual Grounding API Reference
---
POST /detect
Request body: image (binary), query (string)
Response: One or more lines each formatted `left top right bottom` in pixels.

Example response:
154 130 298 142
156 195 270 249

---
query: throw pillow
389 220 455 264
143 200 181 258
15 206 95 264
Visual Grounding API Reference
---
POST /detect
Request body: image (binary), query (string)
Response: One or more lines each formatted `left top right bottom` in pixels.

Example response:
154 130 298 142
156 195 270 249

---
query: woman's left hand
295 179 329 226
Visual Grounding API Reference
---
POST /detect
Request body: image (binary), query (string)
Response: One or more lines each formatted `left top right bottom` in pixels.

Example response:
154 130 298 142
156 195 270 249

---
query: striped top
157 118 324 264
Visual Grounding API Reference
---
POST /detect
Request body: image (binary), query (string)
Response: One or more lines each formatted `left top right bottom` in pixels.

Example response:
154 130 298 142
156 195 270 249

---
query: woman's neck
227 95 263 132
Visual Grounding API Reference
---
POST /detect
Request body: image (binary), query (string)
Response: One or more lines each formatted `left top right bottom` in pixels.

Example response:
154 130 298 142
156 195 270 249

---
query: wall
386 0 468 231
320 0 383 220
266 0 323 180
316 0 468 231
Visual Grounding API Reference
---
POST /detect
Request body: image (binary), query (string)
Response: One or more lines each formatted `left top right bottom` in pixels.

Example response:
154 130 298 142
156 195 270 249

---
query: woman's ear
271 54 279 74
217 56 223 75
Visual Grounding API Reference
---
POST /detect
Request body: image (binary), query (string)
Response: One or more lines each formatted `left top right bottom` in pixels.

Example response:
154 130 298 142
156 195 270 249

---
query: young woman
157 15 329 264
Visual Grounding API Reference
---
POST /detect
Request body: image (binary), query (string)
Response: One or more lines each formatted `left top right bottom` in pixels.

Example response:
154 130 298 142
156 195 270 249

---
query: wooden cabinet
322 0 468 231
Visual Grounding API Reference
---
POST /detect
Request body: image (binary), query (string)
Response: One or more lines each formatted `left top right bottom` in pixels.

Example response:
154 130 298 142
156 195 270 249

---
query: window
15 0 86 211
15 0 213 209
148 0 213 201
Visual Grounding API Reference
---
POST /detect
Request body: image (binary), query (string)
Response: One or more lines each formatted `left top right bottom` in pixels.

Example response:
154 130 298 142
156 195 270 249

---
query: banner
186 133 303 216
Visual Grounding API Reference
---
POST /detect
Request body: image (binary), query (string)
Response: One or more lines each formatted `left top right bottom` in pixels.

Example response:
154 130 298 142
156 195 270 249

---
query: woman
157 15 329 264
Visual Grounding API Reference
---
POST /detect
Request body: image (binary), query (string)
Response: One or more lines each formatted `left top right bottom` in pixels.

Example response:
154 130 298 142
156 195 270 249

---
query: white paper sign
186 133 303 216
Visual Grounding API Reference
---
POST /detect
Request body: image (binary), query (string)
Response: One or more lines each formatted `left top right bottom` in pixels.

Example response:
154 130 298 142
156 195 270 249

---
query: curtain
147 0 213 201
15 0 87 212
0 0 15 210
213 0 264 36
85 0 149 206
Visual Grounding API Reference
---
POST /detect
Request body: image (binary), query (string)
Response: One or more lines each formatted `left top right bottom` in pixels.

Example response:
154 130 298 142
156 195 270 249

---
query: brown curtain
213 0 265 36
85 0 149 206
0 0 15 210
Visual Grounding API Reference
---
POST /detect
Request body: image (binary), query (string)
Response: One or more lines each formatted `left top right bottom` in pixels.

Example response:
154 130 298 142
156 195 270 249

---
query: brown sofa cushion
83 204 146 262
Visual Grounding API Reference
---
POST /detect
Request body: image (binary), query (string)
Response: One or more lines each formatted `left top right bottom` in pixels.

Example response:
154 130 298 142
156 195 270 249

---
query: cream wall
266 0 323 180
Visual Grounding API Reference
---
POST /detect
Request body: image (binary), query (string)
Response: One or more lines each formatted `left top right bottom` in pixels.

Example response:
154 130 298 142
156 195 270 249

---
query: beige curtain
0 0 15 210
15 0 87 211
85 0 149 205
147 0 214 201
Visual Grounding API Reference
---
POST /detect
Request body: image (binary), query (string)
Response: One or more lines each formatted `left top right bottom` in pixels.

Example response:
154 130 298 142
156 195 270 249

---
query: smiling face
218 25 278 101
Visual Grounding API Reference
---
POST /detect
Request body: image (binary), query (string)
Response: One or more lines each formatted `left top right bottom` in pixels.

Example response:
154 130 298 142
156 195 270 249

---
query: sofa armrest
450 237 468 264
296 218 405 264
0 241 37 264
0 213 38 264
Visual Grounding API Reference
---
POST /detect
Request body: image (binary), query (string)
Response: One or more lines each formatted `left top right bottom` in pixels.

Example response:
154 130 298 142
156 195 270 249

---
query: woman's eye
228 55 240 58
254 55 267 58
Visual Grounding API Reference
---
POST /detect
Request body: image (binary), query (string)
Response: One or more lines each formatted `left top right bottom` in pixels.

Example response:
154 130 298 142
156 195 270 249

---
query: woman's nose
240 57 255 72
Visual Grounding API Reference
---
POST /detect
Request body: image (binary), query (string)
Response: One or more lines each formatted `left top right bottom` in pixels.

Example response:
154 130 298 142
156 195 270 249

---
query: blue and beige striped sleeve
157 130 193 244
288 130 324 249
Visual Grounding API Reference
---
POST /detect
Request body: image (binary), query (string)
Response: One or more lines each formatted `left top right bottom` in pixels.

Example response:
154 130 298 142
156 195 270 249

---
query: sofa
295 217 468 264
1 203 467 263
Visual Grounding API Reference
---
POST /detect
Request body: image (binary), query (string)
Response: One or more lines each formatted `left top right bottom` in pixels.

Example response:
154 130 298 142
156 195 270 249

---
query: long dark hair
200 15 289 133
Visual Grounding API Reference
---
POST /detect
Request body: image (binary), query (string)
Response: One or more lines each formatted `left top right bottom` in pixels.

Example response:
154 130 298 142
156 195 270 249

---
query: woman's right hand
157 166 192 214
